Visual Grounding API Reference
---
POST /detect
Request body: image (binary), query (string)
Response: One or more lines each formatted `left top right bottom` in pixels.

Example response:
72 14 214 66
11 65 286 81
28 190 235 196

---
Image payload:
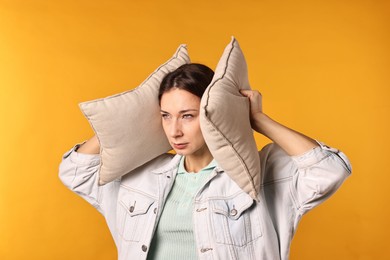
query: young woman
59 63 351 260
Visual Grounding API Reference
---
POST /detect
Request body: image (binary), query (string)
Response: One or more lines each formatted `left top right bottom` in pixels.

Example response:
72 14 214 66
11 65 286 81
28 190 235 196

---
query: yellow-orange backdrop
1 0 388 259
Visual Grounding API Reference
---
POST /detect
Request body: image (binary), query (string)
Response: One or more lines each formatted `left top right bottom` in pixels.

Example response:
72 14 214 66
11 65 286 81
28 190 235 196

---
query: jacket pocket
210 192 262 246
117 191 156 242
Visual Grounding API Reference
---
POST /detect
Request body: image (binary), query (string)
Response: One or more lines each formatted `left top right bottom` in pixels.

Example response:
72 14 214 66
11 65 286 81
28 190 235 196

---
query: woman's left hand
240 89 263 117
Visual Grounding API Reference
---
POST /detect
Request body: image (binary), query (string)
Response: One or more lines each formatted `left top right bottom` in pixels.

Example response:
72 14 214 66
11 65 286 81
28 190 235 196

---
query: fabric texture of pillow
200 37 261 200
79 45 190 185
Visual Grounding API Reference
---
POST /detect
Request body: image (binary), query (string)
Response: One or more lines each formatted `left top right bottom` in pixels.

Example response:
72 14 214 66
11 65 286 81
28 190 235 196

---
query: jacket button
129 206 135 213
230 209 238 216
154 207 157 214
142 245 147 252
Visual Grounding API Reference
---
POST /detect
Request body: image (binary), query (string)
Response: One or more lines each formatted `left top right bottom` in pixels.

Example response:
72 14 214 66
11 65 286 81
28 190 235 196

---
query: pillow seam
203 39 235 116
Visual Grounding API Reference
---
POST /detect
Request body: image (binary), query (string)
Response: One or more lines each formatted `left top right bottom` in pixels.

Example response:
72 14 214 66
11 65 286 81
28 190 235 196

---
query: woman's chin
174 150 186 156
172 147 191 156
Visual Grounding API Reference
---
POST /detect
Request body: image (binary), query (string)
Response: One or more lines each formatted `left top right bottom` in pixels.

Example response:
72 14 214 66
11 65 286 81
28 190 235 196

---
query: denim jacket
58 141 351 260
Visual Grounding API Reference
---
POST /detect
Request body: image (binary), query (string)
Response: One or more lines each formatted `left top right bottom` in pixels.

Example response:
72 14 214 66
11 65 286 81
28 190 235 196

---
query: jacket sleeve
58 142 103 212
261 141 351 216
289 141 351 215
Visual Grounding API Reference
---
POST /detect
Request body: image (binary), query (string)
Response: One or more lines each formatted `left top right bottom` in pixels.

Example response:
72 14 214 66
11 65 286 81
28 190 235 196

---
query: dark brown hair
158 63 214 103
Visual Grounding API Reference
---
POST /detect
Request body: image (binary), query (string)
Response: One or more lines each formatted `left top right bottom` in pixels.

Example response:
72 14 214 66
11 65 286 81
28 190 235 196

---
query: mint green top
147 156 217 260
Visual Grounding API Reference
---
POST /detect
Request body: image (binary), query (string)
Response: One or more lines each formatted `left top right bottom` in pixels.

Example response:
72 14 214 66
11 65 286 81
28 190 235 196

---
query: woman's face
160 88 209 157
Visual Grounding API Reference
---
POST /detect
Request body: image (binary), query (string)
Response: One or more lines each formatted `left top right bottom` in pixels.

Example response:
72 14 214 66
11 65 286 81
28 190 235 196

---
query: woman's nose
170 120 183 137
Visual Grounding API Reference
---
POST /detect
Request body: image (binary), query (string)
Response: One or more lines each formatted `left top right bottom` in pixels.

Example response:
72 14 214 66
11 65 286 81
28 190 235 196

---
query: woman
59 63 351 260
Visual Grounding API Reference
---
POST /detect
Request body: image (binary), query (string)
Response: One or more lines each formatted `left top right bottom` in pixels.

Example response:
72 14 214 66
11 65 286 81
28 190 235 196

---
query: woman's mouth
173 143 188 150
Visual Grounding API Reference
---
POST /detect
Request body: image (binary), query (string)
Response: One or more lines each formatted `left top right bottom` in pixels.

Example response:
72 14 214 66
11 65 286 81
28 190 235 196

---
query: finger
239 89 251 96
239 89 262 99
239 90 255 99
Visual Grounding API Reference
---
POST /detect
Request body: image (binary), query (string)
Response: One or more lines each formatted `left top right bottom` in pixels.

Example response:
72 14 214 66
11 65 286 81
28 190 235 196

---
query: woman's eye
161 114 171 119
182 114 193 119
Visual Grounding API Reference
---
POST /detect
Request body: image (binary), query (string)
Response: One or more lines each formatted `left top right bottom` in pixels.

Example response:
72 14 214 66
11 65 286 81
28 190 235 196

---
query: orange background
1 0 389 259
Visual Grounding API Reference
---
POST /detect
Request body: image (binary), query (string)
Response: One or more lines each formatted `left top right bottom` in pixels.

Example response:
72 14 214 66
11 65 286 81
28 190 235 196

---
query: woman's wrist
251 112 272 135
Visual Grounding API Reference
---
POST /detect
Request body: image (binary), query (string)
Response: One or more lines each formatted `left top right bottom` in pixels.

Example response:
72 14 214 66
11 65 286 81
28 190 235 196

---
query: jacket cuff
291 140 351 172
63 142 101 166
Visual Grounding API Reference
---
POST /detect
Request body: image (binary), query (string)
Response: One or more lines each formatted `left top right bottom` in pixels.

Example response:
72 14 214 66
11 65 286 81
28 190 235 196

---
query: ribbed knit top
147 156 216 260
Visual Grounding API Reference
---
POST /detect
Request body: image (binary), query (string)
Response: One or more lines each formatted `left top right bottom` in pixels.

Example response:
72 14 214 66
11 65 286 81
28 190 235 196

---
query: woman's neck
184 148 213 173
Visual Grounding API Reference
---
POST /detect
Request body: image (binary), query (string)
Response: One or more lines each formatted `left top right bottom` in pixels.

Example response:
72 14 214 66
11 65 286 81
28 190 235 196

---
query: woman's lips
173 143 188 150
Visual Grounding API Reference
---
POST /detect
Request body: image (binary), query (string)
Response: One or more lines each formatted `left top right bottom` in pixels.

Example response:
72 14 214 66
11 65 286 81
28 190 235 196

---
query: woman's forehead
160 88 200 112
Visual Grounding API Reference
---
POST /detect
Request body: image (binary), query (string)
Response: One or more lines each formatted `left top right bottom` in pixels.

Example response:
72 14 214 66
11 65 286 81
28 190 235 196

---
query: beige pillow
79 45 190 185
200 37 261 200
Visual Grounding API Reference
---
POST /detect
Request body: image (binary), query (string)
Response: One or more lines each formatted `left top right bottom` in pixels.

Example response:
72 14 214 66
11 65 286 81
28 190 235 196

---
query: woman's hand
240 89 318 156
76 135 100 154
240 89 266 134
240 89 263 116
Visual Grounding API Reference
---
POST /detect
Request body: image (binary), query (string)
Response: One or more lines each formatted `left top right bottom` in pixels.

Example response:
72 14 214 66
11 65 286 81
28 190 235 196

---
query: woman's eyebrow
178 109 198 114
160 109 198 114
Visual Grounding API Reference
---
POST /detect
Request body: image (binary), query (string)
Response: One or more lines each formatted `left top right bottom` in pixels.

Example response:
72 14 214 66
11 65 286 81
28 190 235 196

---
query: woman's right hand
76 135 100 154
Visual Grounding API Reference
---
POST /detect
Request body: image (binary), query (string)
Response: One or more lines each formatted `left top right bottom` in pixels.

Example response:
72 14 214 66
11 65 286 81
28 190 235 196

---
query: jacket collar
151 154 182 175
177 157 218 174
151 154 225 175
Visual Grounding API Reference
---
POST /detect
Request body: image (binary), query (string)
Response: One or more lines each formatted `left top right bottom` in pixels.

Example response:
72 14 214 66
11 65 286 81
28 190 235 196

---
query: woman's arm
58 142 102 210
77 135 100 154
240 90 318 156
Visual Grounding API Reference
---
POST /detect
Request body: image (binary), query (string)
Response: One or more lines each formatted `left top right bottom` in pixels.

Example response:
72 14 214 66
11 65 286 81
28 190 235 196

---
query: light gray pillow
79 45 190 185
200 37 261 200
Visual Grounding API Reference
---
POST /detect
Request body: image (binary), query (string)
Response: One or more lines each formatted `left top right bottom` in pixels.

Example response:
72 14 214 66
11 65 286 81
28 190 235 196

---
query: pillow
200 37 261 200
79 45 190 185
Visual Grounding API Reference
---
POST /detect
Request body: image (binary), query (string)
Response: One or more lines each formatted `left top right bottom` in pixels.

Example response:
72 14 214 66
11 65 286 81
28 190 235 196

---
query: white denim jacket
59 141 351 260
